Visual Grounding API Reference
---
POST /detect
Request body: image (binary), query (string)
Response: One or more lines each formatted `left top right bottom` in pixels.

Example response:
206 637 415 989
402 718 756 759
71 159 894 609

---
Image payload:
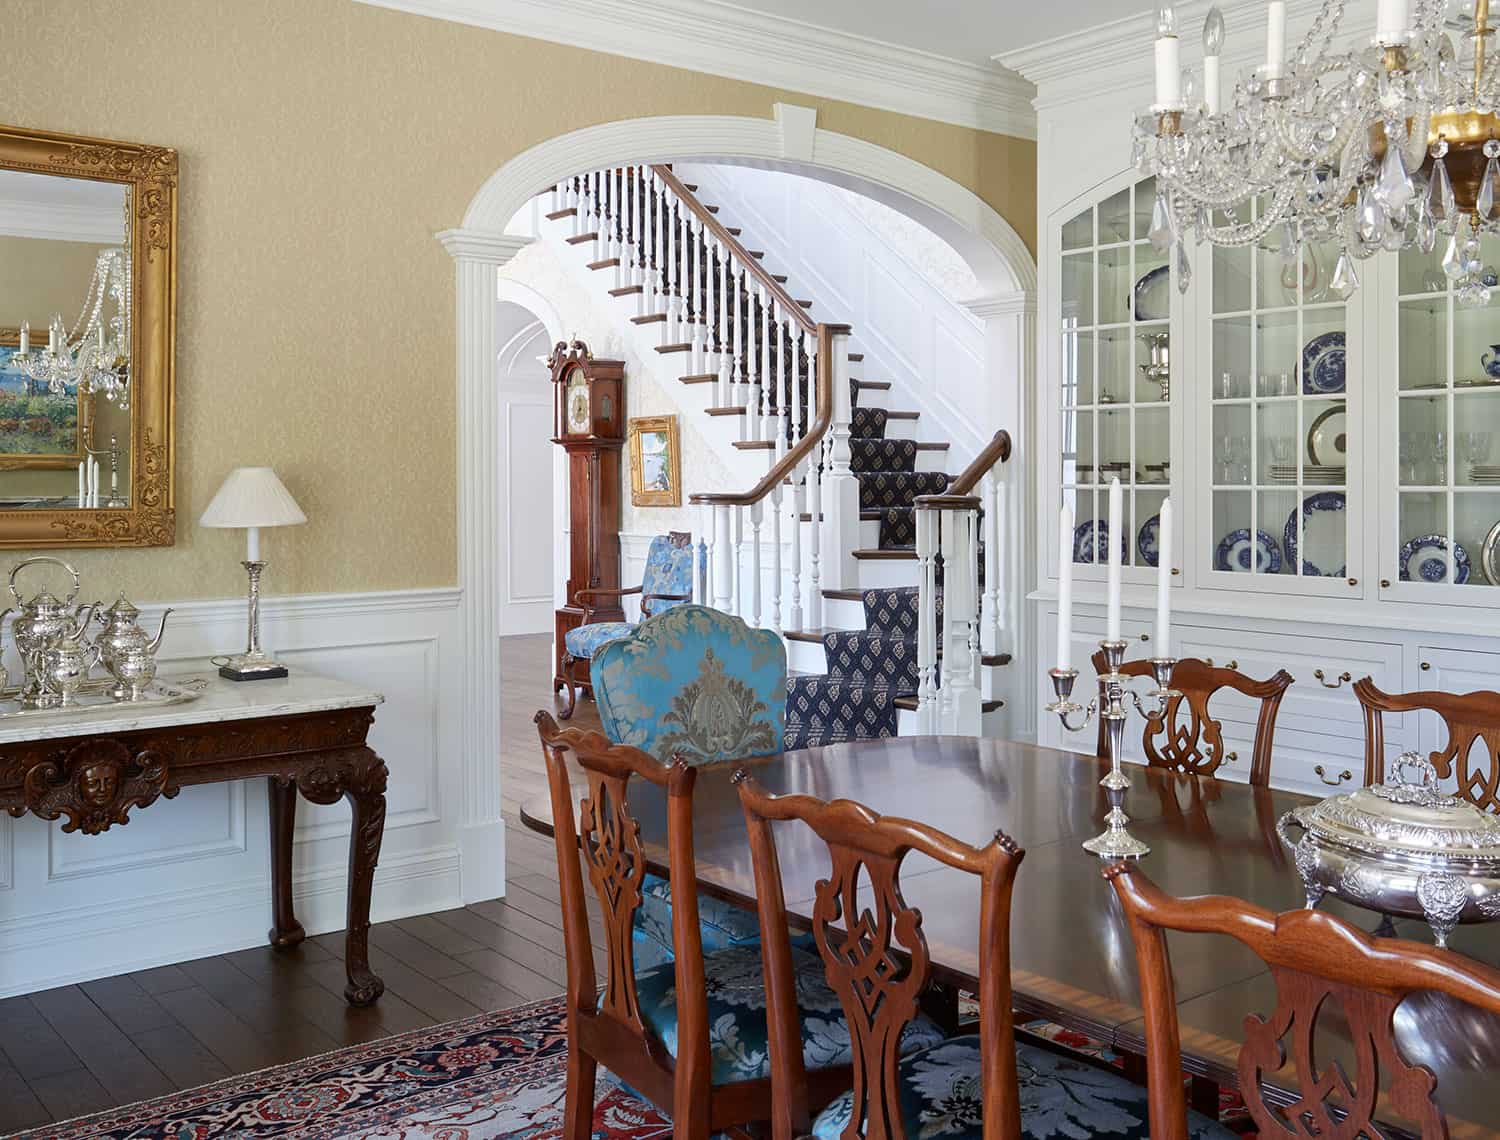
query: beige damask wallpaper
4 0 1035 600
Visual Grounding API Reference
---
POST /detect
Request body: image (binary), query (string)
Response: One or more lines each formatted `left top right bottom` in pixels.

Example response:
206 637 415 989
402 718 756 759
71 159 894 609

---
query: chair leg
563 1045 598 1140
560 654 580 720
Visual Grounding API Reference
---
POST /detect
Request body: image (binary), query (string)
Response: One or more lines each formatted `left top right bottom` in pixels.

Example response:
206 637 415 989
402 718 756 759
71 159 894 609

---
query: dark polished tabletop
518 735 1500 1136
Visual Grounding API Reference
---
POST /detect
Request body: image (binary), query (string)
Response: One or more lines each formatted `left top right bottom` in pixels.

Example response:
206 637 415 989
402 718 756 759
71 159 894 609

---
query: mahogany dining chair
734 774 1234 1140
1354 676 1500 813
1107 861 1500 1139
535 712 912 1140
1092 652 1294 787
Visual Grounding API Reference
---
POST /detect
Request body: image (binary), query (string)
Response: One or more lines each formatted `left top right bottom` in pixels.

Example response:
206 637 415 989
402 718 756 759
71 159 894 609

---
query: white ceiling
711 0 1142 64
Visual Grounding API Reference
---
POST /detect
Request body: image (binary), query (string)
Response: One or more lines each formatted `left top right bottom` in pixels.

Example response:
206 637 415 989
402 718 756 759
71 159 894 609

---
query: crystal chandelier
14 228 131 408
1136 0 1500 307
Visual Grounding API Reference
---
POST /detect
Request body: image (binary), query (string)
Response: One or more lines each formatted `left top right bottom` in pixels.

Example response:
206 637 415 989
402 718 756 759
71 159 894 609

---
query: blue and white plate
1214 528 1283 573
1399 534 1472 584
1138 514 1161 566
1073 519 1127 564
1284 491 1347 577
1301 331 1346 395
1132 265 1169 322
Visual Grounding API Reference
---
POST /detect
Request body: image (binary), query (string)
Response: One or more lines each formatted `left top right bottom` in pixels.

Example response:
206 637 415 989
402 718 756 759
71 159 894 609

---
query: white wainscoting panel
0 587 466 998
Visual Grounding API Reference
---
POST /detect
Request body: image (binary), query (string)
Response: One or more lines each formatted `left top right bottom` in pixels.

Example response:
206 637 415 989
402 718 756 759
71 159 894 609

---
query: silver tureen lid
1298 754 1500 864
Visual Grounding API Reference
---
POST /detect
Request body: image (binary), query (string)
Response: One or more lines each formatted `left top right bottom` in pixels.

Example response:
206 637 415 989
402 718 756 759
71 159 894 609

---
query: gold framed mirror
0 123 176 547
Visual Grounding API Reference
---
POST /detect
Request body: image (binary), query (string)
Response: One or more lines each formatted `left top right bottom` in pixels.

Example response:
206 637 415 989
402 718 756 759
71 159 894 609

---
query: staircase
537 165 1012 741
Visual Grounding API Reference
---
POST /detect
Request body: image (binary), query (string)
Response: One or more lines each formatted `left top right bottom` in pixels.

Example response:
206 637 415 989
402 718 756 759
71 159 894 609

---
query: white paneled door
496 304 557 636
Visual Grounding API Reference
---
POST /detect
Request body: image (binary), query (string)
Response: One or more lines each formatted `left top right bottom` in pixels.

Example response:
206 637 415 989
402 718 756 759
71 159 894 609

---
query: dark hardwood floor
0 633 592 1134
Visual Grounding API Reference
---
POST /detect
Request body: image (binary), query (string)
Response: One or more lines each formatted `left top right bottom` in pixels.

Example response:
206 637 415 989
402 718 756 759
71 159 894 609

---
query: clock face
565 369 591 434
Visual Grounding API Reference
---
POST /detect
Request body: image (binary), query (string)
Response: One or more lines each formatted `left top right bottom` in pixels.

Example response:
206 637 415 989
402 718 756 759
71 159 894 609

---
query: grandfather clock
550 339 625 701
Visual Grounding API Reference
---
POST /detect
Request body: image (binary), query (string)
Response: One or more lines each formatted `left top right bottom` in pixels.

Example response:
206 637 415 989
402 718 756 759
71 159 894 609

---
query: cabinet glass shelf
1059 175 1171 570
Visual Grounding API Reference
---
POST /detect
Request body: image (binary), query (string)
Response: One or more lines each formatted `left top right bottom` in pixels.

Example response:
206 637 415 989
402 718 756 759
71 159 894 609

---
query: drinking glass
1462 431 1491 468
1399 432 1420 485
1433 430 1449 485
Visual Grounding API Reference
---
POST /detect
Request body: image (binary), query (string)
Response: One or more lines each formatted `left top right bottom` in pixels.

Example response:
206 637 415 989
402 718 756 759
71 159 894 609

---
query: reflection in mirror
0 170 132 510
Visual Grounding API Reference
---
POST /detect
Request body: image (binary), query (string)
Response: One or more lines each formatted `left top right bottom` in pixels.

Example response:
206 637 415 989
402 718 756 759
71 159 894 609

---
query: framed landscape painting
0 342 83 468
628 414 681 507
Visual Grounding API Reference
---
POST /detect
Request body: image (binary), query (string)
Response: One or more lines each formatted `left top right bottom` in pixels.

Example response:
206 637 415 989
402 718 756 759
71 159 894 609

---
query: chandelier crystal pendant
1136 0 1500 307
13 220 132 408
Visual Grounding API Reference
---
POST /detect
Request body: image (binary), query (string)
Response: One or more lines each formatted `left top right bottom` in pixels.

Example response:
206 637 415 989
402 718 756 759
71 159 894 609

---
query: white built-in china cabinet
1021 23 1500 797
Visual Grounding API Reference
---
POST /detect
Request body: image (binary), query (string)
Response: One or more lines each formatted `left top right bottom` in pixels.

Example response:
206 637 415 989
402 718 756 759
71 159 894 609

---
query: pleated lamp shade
199 467 307 529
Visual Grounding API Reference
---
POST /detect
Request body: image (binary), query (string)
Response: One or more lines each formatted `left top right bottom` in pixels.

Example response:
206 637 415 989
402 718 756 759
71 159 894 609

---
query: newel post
821 325 860 590
438 226 532 904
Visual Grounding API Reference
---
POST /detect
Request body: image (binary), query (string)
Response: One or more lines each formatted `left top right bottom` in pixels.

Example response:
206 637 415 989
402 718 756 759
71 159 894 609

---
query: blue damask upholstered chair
591 603 786 970
558 531 697 719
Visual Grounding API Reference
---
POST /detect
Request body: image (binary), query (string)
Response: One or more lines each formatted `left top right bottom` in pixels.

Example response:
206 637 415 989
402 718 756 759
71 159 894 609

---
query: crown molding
354 0 1036 139
997 0 1369 109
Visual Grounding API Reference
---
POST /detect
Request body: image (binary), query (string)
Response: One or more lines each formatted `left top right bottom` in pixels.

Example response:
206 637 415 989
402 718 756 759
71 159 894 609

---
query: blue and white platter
1132 265 1169 322
1398 535 1472 584
1214 528 1283 574
1301 331 1346 395
1138 514 1161 566
1284 491 1347 577
1073 519 1127 564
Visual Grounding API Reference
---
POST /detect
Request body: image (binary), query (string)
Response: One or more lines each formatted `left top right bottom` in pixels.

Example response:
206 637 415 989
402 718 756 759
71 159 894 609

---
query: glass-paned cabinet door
1059 176 1172 577
1204 203 1356 593
1389 235 1500 595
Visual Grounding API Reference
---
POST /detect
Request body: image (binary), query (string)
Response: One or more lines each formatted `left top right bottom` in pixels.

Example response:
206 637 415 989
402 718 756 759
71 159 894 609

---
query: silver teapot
94 594 171 701
9 558 98 705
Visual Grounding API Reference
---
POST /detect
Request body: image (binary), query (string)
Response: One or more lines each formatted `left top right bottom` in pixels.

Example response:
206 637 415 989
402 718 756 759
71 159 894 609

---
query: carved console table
0 672 389 1005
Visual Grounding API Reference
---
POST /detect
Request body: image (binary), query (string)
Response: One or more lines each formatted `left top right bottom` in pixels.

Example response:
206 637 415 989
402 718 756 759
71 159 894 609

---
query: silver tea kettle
9 557 98 703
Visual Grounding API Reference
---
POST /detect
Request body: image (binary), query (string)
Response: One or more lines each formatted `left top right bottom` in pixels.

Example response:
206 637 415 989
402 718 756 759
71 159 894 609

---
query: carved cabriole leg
294 748 388 1006
267 776 306 948
560 654 580 719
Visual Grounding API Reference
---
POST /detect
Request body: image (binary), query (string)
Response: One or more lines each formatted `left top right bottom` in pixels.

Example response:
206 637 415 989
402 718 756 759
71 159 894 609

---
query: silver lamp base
219 560 289 682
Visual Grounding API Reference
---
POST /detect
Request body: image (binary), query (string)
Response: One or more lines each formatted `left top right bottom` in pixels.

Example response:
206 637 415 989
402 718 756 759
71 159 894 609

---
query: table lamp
199 466 307 681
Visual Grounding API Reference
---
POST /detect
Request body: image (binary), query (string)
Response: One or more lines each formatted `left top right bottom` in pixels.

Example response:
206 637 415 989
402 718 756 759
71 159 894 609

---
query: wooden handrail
946 430 1012 496
911 493 982 511
651 165 816 335
691 322 848 507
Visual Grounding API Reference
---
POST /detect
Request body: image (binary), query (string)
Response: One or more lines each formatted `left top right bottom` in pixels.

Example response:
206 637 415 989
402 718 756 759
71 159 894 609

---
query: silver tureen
1278 754 1500 947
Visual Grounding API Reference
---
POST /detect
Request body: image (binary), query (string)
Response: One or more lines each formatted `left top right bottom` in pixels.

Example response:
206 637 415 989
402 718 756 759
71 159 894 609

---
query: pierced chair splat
1355 676 1500 813
734 776 1225 1140
591 603 787 970
1092 652 1294 787
536 712 908 1140
1107 861 1500 1140
559 531 696 719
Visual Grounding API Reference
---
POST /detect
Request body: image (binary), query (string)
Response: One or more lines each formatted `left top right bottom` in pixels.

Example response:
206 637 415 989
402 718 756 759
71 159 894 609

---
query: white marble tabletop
0 670 384 745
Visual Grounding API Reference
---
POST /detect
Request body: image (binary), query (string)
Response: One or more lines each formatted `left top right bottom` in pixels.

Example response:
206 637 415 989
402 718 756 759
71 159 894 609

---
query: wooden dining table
518 735 1500 1138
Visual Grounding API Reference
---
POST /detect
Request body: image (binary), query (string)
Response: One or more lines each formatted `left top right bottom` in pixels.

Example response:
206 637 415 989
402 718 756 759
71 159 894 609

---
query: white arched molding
437 227 531 904
961 289 1037 743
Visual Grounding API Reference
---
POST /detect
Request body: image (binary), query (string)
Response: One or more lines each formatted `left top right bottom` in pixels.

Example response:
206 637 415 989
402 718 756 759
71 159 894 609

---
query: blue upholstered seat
564 534 698 663
592 605 786 966
636 944 945 1086
563 621 637 659
811 1035 1234 1140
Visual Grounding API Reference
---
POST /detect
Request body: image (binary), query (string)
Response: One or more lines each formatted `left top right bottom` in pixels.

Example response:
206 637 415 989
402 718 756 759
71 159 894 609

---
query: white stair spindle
696 504 711 604
967 508 982 694
758 284 771 442
690 218 706 372
732 506 745 619
939 503 981 735
805 327 822 631
775 309 789 459
550 181 561 216
718 242 732 408
634 166 646 293
984 471 1002 657
613 168 626 288
916 506 938 734
788 468 805 631
734 263 747 416
749 499 763 628
593 171 605 261
713 504 733 612
769 482 784 633
652 172 666 319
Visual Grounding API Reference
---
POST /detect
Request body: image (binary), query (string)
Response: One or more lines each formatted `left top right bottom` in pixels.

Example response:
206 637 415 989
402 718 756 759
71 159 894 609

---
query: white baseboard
0 586 480 997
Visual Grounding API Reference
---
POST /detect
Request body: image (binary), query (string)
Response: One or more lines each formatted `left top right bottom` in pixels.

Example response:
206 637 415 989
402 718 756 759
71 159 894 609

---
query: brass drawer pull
1139 633 1150 642
1315 765 1352 787
1223 751 1239 764
1421 662 1432 671
1347 577 1358 587
1314 669 1351 690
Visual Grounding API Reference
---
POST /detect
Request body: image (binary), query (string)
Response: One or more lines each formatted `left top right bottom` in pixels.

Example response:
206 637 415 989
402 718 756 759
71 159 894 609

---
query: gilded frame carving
0 124 177 548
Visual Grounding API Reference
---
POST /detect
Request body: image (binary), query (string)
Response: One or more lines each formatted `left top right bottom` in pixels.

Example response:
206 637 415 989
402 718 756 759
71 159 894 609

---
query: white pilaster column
962 289 1036 741
437 226 533 904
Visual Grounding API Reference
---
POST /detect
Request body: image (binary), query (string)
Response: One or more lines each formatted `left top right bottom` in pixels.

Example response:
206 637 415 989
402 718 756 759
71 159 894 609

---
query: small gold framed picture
628 414 681 507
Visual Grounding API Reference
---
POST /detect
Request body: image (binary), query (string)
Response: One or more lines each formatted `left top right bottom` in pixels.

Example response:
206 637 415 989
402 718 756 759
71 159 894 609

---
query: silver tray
0 677 206 720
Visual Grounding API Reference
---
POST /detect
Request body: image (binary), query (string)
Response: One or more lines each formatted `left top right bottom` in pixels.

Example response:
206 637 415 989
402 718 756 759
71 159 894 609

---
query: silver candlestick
1045 639 1178 858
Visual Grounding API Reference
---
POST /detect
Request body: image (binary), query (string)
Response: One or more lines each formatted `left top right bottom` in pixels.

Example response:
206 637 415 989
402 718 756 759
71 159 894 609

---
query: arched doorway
438 107 1036 901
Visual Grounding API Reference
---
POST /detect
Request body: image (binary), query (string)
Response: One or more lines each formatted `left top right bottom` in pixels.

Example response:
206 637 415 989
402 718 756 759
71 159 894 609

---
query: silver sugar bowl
9 558 98 707
95 594 172 701
1278 754 1500 946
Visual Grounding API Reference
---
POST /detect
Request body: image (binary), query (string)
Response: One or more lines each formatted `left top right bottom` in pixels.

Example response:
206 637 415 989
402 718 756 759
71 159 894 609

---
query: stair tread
566 233 598 245
915 441 949 451
587 258 621 270
705 406 747 416
853 548 917 560
894 695 1004 713
733 440 775 450
849 353 864 362
822 588 865 602
784 626 845 644
854 379 892 390
679 374 718 384
610 285 644 297
886 410 920 420
631 314 668 325
545 208 577 220
656 343 693 354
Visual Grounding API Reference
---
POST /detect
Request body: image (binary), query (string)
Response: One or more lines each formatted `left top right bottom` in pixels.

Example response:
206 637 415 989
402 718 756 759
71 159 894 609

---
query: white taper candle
1155 34 1182 108
1265 1 1286 78
1107 477 1123 642
1155 499 1173 656
1377 0 1410 44
247 525 261 562
1057 501 1075 671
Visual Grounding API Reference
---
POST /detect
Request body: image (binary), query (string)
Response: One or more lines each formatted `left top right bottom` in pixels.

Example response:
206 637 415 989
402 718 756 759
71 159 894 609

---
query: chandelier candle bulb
1203 7 1225 114
1155 498 1172 655
1265 0 1286 79
1106 476 1123 643
1155 9 1183 110
1058 501 1074 671
1377 0 1410 44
